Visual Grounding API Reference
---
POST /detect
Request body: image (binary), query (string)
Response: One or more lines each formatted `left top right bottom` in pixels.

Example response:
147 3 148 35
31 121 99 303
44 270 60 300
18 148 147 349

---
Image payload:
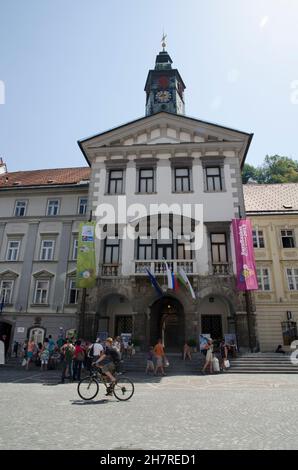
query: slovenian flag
163 259 175 290
145 268 163 297
177 267 196 299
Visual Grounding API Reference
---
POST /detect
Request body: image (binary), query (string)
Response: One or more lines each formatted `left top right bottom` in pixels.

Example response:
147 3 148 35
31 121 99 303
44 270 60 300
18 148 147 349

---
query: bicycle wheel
112 376 134 401
77 376 99 400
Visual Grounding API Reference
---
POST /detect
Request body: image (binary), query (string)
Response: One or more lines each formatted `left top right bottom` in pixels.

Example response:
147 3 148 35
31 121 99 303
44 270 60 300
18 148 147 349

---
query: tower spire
161 32 167 52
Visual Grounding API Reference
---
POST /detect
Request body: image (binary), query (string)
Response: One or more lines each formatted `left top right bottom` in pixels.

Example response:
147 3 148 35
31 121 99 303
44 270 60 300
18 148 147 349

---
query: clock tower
144 38 186 116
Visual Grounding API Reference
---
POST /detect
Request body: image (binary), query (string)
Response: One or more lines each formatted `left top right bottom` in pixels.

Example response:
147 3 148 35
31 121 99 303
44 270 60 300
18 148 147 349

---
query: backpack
107 346 121 364
87 344 95 358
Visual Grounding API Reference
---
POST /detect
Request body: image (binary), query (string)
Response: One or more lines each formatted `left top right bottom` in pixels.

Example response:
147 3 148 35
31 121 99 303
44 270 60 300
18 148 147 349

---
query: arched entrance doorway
199 295 235 342
150 296 184 351
96 294 133 339
0 321 12 355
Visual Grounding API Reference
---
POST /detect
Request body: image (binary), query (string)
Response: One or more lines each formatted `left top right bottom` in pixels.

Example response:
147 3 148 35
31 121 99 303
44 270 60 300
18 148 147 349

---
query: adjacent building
0 167 89 349
244 183 298 351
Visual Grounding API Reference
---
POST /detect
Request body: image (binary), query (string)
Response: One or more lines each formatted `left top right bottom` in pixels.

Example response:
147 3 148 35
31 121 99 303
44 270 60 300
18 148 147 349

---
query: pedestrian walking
60 339 75 383
145 346 155 374
72 340 85 381
220 339 228 371
183 342 192 361
202 339 213 374
153 338 166 376
40 341 50 371
26 338 36 370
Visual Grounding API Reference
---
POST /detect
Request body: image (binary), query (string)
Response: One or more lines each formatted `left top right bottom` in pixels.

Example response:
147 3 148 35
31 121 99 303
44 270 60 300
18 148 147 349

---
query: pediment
79 112 252 165
66 270 76 278
0 270 19 279
33 270 55 279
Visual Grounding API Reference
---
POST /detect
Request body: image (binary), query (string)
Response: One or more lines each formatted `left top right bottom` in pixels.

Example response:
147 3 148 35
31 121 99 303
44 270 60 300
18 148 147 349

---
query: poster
76 222 97 288
232 219 258 291
199 334 210 351
96 331 109 342
121 333 132 346
224 334 238 350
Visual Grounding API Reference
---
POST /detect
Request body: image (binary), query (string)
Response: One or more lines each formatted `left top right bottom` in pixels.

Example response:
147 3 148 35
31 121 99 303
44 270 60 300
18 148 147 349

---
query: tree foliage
242 155 298 184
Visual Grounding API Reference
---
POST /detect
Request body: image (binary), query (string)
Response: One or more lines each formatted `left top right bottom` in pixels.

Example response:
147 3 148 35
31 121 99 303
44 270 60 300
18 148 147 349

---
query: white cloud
260 16 269 29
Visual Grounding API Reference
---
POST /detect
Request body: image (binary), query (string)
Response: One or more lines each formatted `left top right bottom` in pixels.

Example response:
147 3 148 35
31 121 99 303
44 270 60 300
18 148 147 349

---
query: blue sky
0 0 297 172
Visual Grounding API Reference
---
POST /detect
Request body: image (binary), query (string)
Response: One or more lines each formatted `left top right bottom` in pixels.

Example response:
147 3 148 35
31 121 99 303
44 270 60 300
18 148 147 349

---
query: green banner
76 222 96 288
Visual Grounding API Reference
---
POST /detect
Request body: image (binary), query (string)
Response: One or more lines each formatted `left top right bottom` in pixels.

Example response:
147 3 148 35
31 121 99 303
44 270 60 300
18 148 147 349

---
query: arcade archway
150 296 185 351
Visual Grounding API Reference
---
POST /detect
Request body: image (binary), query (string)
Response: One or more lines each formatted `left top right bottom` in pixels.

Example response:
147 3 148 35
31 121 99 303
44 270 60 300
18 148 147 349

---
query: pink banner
232 219 258 291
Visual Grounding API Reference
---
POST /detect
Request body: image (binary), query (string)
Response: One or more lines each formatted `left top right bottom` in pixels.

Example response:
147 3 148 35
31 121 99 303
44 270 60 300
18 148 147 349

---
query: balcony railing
212 263 231 275
101 264 120 277
134 260 194 275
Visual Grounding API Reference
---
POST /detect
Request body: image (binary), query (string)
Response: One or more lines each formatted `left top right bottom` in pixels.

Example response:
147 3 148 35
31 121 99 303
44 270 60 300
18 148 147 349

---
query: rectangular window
108 170 123 194
40 240 55 261
72 238 78 260
139 168 154 193
14 200 27 217
0 280 14 304
281 229 295 248
286 268 298 290
137 238 152 260
104 238 120 264
174 168 191 192
206 167 222 191
210 233 227 263
47 200 60 216
253 229 265 248
177 243 193 260
256 267 271 291
6 240 20 261
78 197 88 215
34 280 49 304
68 280 79 304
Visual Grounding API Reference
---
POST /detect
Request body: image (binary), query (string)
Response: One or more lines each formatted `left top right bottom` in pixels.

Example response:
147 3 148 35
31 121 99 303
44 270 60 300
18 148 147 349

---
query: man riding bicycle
92 337 120 395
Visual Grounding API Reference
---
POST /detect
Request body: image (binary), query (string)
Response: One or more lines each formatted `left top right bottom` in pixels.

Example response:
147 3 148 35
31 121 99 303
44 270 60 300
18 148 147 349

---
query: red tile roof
0 167 91 188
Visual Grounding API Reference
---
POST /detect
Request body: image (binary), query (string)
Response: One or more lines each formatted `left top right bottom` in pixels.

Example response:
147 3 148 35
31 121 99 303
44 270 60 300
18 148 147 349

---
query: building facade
77 48 256 351
244 183 298 351
0 168 89 351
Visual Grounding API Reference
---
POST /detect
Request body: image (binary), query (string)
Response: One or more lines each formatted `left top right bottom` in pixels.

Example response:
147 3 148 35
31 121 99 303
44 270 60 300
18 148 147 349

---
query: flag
145 268 163 297
232 219 258 291
177 267 196 299
163 259 174 290
0 296 4 313
173 273 179 291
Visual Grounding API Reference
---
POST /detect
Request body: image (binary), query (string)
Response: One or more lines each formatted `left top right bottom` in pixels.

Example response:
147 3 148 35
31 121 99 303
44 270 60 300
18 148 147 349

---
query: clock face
155 90 172 103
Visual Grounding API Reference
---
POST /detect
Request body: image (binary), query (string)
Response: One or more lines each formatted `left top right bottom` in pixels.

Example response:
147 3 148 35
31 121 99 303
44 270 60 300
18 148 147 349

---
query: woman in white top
202 339 213 374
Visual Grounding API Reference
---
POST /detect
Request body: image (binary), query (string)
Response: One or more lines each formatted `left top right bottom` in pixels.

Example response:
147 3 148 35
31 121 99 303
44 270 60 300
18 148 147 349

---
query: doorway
201 315 223 340
0 321 12 355
150 296 184 351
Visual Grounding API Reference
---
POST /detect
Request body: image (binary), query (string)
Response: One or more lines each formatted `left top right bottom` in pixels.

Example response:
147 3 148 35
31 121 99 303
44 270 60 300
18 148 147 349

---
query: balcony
212 263 231 275
101 264 120 277
134 259 194 275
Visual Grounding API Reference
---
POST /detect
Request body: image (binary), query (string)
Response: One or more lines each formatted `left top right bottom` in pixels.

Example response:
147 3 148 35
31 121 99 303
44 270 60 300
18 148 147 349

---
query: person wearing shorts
26 338 35 371
153 338 166 376
93 337 119 395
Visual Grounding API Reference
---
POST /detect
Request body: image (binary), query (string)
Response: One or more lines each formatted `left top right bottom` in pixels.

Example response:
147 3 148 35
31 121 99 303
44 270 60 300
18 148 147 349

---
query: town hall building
77 45 255 350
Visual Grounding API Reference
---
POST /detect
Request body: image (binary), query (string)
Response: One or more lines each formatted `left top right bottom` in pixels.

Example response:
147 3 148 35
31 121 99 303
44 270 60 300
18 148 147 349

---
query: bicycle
77 366 134 401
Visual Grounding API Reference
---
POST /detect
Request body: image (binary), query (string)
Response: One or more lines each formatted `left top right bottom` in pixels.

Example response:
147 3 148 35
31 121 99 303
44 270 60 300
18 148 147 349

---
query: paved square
1 367 298 450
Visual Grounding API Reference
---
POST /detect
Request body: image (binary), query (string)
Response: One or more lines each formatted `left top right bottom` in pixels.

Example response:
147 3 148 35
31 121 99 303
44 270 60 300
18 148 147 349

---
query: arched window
28 327 45 344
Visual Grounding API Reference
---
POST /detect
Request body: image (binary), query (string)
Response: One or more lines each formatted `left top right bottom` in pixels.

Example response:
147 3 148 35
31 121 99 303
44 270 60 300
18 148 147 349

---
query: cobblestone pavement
1 367 298 450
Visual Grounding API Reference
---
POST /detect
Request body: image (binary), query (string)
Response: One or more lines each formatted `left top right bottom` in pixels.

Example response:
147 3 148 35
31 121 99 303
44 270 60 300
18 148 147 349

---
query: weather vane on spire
161 32 167 51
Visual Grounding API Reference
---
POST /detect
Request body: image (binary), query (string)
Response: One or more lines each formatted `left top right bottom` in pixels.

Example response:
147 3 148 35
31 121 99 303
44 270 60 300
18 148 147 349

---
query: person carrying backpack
72 340 85 381
60 339 75 383
93 337 121 395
